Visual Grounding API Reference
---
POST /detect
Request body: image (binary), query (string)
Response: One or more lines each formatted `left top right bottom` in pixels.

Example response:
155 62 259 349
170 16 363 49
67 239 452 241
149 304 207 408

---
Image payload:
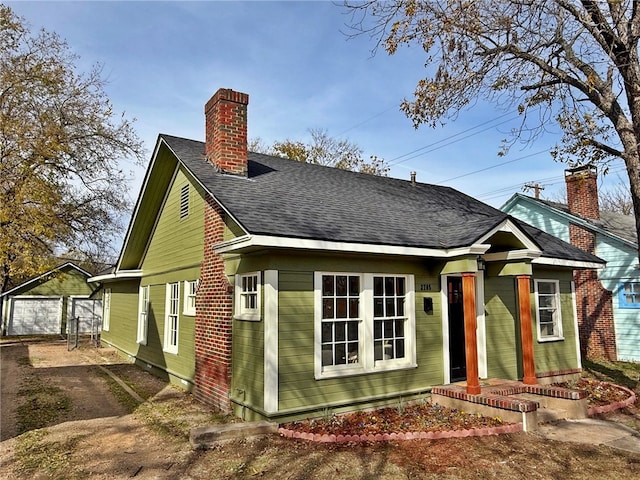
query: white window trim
235 272 261 321
102 288 111 332
534 279 564 342
137 285 149 345
163 282 179 354
314 272 416 379
183 280 197 316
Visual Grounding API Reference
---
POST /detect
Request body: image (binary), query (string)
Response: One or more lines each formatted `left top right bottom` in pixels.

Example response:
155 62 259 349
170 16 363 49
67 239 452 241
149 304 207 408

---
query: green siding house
92 88 604 422
1 262 100 336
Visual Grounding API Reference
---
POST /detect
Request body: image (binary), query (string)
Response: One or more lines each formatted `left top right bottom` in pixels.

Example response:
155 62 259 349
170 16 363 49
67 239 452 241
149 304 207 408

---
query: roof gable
502 193 638 250
1 262 93 297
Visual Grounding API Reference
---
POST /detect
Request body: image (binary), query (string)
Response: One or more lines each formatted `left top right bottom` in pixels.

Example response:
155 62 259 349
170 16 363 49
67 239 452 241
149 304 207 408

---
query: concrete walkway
536 418 640 454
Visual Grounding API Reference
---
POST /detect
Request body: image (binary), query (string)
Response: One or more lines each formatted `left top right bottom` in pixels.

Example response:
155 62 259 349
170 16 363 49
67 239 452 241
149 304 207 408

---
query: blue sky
8 1 629 209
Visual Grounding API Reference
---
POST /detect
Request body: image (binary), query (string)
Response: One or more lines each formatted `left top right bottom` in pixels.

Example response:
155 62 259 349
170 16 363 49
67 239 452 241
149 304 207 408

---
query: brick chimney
205 88 249 176
564 165 616 361
565 165 599 220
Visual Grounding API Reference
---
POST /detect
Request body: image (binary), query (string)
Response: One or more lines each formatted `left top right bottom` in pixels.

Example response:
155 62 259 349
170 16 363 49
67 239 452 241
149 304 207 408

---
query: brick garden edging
587 382 637 416
277 423 522 443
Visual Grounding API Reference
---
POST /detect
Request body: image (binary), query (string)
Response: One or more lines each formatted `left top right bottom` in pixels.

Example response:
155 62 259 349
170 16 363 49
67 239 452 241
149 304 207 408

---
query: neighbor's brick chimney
194 88 250 411
204 88 249 176
564 165 616 361
565 165 599 220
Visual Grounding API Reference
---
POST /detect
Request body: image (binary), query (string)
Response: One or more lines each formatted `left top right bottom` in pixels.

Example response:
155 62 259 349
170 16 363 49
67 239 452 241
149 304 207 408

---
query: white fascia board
476 218 542 252
483 250 542 262
532 257 604 269
214 234 491 258
87 270 143 283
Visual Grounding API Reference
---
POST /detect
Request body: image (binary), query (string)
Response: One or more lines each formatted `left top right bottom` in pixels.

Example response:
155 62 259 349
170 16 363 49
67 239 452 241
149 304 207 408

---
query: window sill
538 336 564 343
163 348 179 355
234 314 261 322
183 311 196 317
315 362 417 380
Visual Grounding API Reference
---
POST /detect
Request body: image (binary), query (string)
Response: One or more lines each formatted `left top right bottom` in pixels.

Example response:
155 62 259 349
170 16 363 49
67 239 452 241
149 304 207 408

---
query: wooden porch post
462 273 481 395
517 275 537 385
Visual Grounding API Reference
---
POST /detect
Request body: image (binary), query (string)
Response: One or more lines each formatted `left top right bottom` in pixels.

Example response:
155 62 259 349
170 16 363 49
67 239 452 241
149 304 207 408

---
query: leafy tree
252 128 389 176
345 0 640 259
0 6 144 293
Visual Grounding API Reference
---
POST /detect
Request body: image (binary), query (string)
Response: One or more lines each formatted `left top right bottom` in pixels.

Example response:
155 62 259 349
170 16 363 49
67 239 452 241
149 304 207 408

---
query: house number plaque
419 284 432 291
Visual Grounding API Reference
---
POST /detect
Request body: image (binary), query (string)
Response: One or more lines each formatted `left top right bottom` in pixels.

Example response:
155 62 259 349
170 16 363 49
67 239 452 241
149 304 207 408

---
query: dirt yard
1 339 640 480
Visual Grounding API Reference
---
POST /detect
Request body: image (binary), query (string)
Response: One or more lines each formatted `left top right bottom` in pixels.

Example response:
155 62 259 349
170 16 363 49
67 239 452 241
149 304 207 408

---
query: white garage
7 297 63 335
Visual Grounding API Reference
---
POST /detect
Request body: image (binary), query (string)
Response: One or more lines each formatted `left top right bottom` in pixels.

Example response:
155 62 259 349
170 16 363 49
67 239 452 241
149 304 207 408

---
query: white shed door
9 297 62 335
70 298 102 334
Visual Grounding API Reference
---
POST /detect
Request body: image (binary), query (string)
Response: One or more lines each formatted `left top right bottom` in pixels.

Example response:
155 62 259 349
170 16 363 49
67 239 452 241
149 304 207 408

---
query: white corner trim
571 280 582 369
215 234 491 258
263 270 279 414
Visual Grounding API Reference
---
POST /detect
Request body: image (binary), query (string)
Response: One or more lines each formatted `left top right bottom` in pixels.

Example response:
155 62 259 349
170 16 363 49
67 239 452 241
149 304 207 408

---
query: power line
435 149 549 185
388 112 517 166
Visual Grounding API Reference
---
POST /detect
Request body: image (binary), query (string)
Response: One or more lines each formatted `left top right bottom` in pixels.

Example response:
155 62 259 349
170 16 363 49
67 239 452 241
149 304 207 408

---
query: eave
214 234 492 258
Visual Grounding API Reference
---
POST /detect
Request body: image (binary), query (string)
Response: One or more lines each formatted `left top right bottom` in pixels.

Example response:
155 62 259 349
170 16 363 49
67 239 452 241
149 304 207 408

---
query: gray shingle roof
161 134 603 264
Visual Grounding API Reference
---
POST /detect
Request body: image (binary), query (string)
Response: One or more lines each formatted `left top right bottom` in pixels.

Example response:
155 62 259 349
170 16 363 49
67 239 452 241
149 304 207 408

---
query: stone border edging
587 382 637 416
278 422 522 443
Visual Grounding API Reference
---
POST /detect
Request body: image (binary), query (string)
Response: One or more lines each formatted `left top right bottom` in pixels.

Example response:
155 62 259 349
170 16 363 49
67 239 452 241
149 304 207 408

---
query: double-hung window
164 282 180 353
619 281 640 308
534 279 563 341
183 280 197 316
315 272 415 378
235 272 261 320
137 285 150 345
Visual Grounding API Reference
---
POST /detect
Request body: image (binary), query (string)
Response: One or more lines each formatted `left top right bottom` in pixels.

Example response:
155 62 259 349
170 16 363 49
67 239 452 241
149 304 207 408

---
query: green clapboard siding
101 279 140 353
531 268 579 373
232 315 265 410
484 276 519 379
141 167 204 276
18 267 93 297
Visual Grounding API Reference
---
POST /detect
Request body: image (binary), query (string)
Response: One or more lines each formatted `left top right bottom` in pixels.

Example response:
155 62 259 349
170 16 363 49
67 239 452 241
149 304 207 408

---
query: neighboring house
501 166 640 362
90 88 604 422
1 262 101 336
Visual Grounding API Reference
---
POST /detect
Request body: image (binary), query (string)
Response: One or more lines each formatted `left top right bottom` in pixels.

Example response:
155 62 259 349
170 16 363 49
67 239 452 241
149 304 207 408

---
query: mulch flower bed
281 402 505 437
554 378 633 407
281 378 634 437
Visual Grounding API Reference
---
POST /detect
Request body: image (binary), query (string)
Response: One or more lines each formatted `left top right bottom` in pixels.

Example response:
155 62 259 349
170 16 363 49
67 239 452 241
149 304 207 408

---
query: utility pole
524 183 545 199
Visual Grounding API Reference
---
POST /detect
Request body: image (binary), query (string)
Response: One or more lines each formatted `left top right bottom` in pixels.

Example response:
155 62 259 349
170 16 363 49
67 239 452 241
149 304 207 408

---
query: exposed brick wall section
194 195 234 410
565 166 600 220
204 88 249 176
570 223 617 360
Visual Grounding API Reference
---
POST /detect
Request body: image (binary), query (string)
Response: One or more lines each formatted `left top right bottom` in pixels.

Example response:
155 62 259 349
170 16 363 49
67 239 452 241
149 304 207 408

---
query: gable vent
179 184 189 219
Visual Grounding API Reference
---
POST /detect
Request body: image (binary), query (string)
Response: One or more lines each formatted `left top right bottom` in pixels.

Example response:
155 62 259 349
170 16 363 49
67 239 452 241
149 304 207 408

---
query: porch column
517 275 537 385
462 273 481 395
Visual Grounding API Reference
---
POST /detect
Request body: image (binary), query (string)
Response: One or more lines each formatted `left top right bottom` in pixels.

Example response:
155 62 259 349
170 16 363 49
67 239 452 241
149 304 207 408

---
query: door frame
441 272 486 384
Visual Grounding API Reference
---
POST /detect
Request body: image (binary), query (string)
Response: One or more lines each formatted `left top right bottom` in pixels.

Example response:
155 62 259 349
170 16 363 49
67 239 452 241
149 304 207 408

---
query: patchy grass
96 367 140 413
16 373 72 434
584 358 640 391
14 429 84 478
